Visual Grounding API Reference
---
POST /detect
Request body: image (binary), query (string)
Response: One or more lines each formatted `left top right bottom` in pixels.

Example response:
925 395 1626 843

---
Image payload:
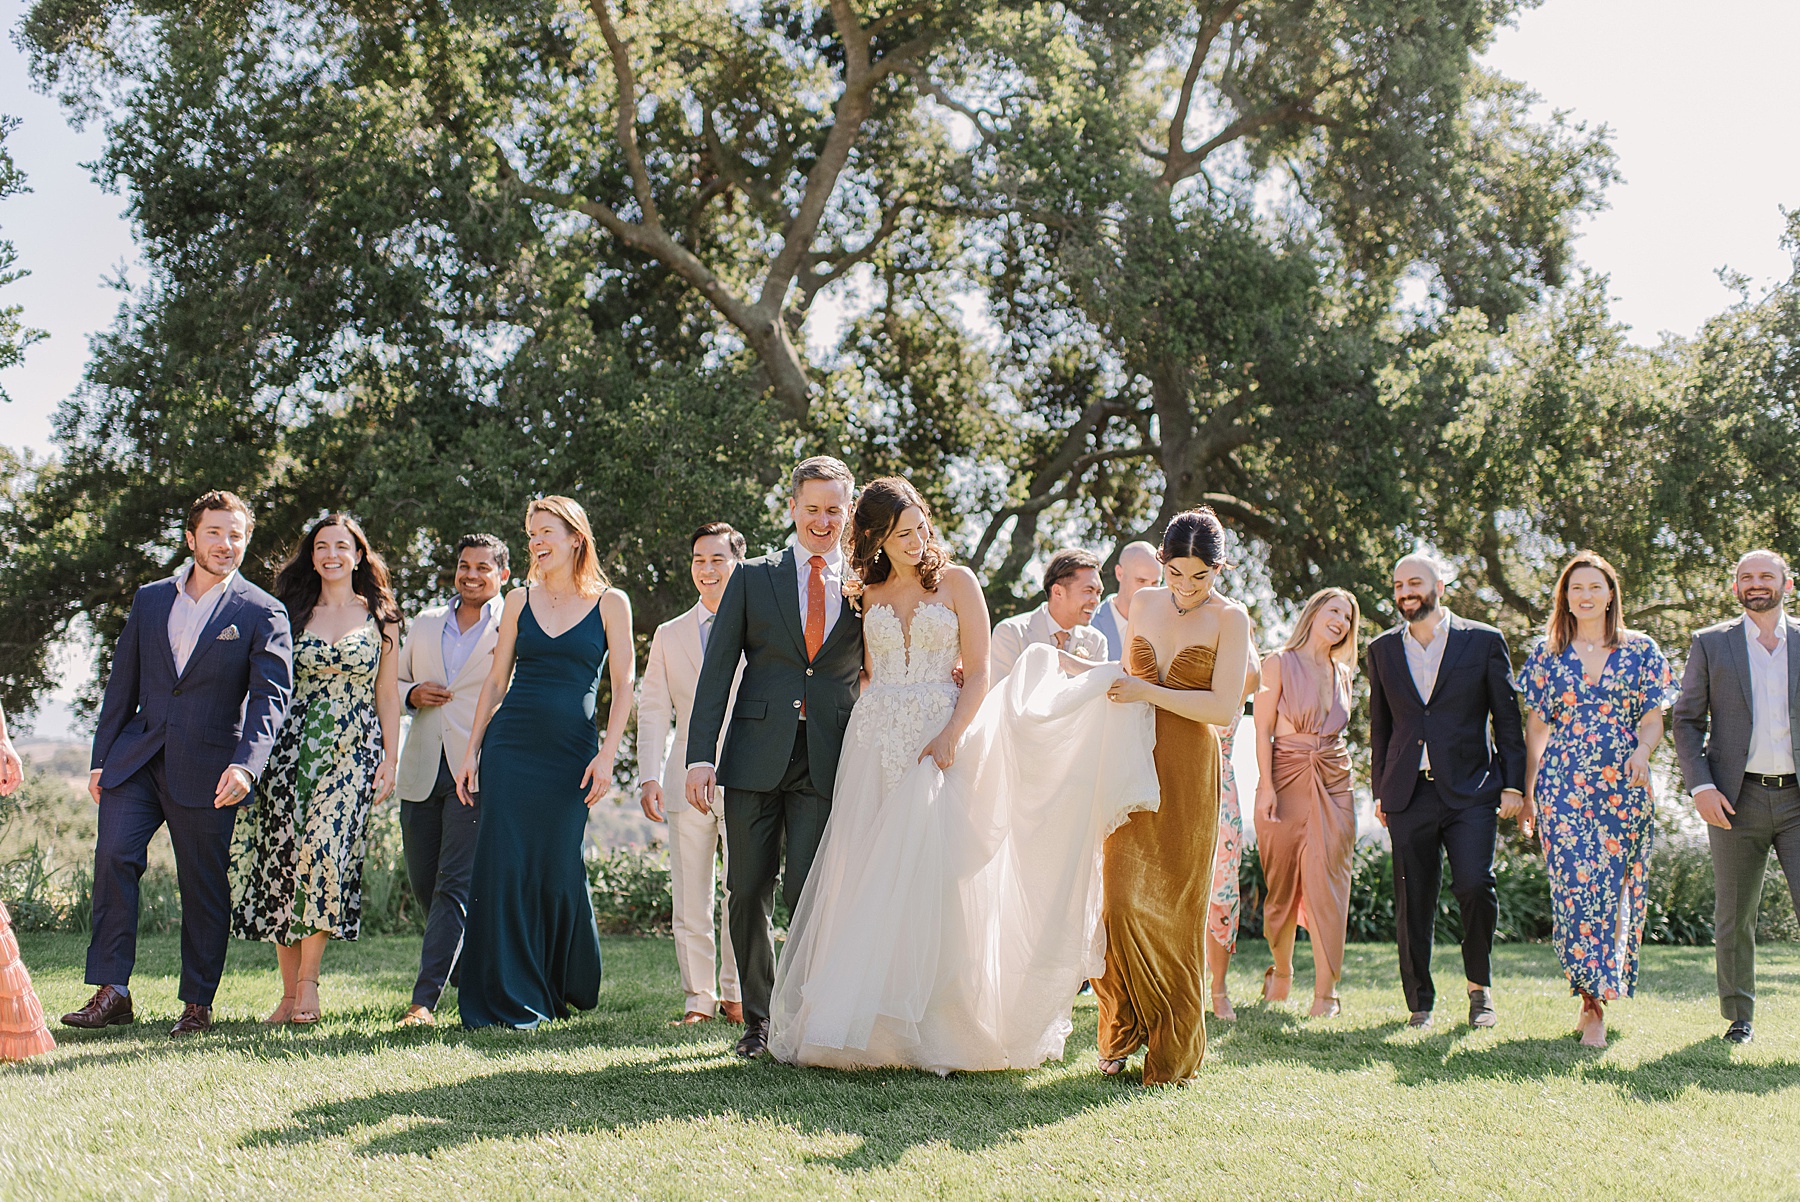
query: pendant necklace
1172 591 1209 616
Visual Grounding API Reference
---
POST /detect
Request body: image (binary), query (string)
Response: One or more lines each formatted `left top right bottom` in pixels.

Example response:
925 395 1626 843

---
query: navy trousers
87 753 240 1005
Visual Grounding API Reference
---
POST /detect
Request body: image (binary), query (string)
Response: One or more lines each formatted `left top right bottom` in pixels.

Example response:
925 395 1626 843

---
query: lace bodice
864 602 962 689
853 602 963 791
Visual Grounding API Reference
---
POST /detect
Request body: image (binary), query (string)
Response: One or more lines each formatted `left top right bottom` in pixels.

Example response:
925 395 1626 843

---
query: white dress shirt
1402 609 1452 772
1744 615 1795 776
796 544 846 642
168 561 236 675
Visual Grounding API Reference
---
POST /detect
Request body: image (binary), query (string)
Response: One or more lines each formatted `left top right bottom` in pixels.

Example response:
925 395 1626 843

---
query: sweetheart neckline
300 619 376 647
868 601 956 669
1130 634 1215 687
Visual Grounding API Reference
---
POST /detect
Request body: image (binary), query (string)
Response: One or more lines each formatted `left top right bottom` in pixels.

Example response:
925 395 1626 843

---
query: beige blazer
396 603 501 802
638 602 744 796
989 602 1109 688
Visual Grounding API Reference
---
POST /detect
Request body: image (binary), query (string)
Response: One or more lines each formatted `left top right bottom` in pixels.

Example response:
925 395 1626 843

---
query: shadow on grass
237 1043 1123 1171
1209 1004 1800 1100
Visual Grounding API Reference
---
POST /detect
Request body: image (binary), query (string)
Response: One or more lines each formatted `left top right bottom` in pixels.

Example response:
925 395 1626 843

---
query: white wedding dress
767 601 1161 1073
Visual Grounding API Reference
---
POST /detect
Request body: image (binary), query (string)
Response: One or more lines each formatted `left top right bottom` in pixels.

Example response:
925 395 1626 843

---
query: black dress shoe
734 1019 769 1059
1724 1020 1754 1045
1407 1010 1433 1029
62 985 134 1029
1468 988 1497 1028
169 1003 213 1037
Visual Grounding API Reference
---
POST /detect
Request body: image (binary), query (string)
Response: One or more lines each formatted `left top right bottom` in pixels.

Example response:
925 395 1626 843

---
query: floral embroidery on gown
1520 635 1677 1000
232 621 384 942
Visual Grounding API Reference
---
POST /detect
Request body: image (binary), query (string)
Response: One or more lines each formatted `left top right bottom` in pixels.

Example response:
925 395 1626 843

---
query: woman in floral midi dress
233 514 400 1024
1520 551 1676 1048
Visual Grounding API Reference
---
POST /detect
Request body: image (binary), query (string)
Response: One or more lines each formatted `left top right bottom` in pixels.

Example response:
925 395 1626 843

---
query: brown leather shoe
62 985 134 1029
720 1001 744 1025
669 1010 714 1026
169 1003 213 1037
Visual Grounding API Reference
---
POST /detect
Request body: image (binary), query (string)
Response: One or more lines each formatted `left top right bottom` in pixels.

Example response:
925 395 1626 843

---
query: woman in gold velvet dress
1098 507 1252 1084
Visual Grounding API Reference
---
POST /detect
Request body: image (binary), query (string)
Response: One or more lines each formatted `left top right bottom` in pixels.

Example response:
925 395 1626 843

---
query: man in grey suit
1672 549 1800 1045
685 457 865 1059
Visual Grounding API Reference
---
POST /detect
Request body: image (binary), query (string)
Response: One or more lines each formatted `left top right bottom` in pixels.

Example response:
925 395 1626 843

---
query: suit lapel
680 603 706 679
770 548 808 658
1726 616 1756 718
417 608 449 687
148 579 180 680
1384 629 1424 707
1786 619 1800 725
1428 617 1474 703
177 577 249 684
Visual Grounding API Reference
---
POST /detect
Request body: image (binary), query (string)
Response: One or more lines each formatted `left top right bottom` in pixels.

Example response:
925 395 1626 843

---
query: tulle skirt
768 644 1160 1073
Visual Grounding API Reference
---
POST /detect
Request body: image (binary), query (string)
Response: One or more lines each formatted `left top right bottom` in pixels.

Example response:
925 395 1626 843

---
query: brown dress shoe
720 1001 744 1025
169 1003 213 1037
62 985 134 1029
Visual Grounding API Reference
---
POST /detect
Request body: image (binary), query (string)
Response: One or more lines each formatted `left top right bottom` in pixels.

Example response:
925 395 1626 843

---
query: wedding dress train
767 601 1159 1073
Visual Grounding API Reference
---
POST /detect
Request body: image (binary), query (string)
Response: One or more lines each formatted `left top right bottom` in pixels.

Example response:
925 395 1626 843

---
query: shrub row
3 813 1793 946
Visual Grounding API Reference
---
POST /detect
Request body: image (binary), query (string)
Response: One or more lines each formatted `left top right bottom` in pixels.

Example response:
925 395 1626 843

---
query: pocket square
215 624 240 641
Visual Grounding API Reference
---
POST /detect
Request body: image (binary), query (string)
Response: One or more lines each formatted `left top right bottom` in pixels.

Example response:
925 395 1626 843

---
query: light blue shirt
440 595 503 684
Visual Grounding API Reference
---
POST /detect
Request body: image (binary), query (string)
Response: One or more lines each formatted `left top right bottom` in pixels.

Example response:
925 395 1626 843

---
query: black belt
1746 772 1798 789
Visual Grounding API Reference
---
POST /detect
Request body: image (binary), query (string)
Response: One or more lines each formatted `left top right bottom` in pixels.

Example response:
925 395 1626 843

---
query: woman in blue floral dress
233 514 401 1025
1520 551 1676 1048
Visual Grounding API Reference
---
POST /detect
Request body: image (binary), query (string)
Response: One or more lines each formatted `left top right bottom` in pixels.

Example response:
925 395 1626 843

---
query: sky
3 0 1799 738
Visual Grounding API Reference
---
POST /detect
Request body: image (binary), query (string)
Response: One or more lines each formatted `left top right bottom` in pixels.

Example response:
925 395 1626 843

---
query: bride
767 477 1160 1073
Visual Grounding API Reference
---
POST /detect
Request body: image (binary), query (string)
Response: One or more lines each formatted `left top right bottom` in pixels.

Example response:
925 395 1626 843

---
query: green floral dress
232 621 383 942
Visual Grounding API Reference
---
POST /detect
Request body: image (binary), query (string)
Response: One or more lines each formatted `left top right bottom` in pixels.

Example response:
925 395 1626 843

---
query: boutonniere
215 624 241 641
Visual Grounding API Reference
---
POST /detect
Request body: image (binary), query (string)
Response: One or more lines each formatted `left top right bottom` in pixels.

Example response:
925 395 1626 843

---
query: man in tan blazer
639 522 747 1025
393 534 509 1026
990 547 1109 685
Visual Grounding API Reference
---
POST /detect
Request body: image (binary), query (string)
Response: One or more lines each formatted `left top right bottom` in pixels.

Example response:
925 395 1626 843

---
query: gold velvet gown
1094 637 1221 1084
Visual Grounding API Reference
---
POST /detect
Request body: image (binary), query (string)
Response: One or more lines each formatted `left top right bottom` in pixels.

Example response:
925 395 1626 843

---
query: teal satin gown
459 593 606 1028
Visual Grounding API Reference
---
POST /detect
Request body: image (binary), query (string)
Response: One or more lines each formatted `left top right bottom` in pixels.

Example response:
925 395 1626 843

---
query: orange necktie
1053 628 1070 651
805 555 827 660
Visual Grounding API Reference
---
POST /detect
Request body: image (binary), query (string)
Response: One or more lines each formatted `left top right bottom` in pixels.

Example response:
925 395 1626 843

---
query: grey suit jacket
1672 614 1800 804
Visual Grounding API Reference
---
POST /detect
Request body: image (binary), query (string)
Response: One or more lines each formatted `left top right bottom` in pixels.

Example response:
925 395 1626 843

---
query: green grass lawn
5 934 1800 1200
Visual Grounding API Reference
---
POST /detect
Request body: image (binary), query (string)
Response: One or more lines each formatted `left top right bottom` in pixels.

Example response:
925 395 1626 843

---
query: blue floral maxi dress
1520 636 1676 1000
232 622 384 942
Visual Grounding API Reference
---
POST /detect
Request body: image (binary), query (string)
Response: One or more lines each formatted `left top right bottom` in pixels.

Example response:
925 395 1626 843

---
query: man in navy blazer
1366 554 1526 1031
63 491 293 1037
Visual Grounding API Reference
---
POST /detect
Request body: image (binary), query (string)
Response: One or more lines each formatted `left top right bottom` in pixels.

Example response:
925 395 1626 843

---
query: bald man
1091 542 1162 660
1672 550 1800 1045
1366 554 1525 1031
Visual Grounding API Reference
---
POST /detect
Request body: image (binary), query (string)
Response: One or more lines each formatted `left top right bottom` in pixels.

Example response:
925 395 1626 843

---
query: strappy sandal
1098 1056 1127 1076
1309 995 1341 1019
1210 989 1236 1021
291 976 321 1025
1261 966 1292 1002
263 993 297 1025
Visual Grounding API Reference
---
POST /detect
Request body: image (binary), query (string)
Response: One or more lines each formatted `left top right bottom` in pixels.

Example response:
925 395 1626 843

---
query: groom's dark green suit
686 546 864 1024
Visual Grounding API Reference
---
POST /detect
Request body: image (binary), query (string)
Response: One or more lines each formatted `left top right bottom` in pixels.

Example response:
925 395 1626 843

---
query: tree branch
1477 509 1547 623
586 0 662 230
1166 1 1246 176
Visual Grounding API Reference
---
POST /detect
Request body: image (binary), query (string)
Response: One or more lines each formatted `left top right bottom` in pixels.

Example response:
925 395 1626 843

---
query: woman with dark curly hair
231 513 401 1025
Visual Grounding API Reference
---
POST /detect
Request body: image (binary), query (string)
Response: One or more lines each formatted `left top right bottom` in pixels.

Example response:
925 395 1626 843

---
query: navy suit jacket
1366 613 1526 812
90 573 294 808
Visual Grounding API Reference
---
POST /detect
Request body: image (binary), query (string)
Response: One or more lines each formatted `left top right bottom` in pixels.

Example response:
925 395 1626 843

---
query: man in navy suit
63 491 293 1037
1366 554 1526 1031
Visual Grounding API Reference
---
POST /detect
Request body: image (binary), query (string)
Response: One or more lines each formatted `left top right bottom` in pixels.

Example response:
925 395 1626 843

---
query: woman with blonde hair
1252 586 1359 1017
1519 551 1674 1047
456 497 634 1028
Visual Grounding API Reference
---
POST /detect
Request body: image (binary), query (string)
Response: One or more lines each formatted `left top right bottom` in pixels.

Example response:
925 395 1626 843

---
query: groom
686 456 865 1058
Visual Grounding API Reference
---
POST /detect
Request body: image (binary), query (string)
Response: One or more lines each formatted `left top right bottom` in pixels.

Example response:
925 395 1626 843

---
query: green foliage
587 844 674 936
0 115 48 400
